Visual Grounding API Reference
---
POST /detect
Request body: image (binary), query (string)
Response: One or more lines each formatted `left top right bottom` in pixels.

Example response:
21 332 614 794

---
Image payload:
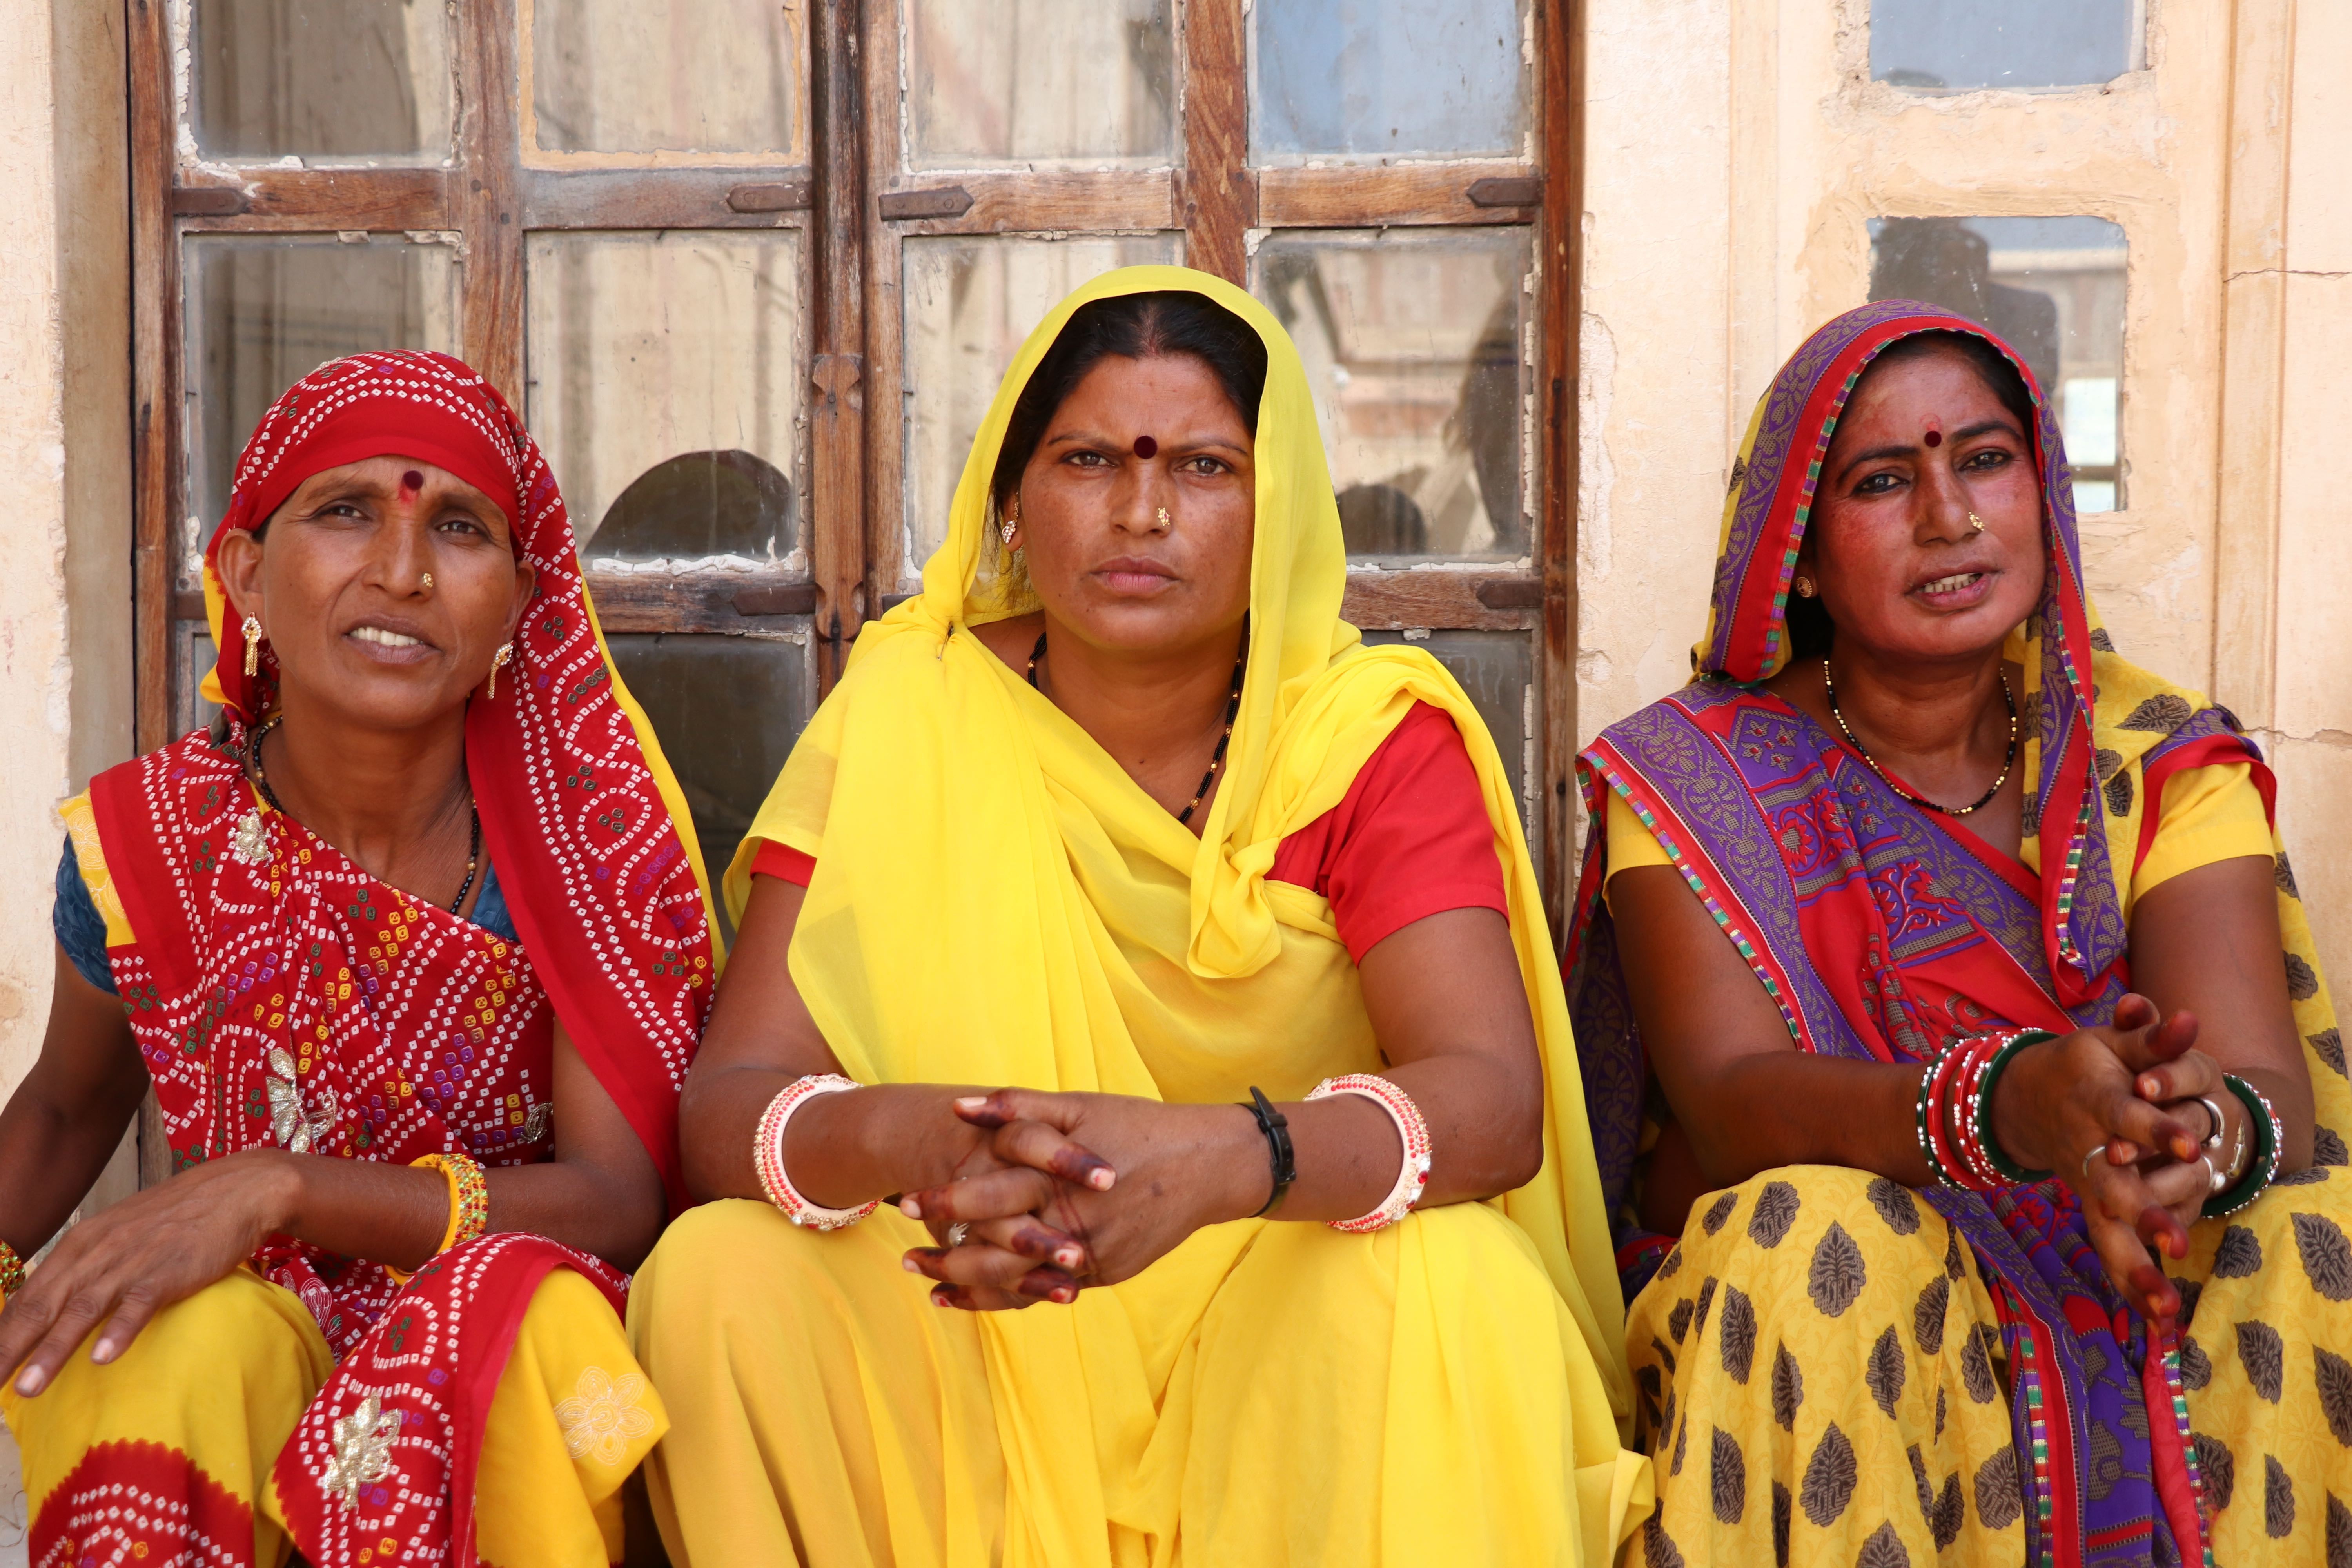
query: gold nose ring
1155 508 1171 528
1968 513 1985 533
421 571 435 589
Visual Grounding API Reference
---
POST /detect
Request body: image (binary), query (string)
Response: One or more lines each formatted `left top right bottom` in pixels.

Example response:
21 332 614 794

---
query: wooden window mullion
457 0 527 406
128 0 181 759
1539 0 1583 933
811 0 871 689
1180 0 1252 284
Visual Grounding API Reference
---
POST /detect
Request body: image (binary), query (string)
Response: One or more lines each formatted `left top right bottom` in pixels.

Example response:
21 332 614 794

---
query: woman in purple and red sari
0 350 717 1566
1568 303 2347 1565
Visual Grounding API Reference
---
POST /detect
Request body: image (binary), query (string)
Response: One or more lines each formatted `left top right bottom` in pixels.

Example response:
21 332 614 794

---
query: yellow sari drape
640 266 1646 1565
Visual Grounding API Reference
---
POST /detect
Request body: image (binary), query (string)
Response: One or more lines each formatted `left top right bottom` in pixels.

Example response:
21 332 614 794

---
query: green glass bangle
2203 1074 2282 1220
1972 1029 2060 1183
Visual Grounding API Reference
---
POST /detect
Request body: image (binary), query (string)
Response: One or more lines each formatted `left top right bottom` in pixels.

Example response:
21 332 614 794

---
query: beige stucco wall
0 0 132 1545
1578 0 2348 989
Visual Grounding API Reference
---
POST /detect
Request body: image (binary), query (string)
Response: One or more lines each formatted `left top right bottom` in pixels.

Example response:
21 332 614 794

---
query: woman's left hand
0 1148 295 1396
900 1089 1261 1309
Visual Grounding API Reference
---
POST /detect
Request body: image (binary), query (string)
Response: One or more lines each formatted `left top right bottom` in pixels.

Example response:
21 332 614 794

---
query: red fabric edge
470 701 692 1217
2133 734 2272 882
2142 1330 2207 1566
750 838 816 887
87 748 203 998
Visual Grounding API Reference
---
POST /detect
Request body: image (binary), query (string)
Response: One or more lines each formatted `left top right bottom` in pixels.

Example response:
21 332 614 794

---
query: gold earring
1000 521 1017 546
1155 507 1171 529
241 613 263 677
487 642 513 699
1793 576 1817 599
1969 512 1985 533
421 571 434 591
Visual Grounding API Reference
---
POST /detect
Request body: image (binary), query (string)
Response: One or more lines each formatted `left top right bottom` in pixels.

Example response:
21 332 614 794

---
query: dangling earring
486 642 513 699
242 613 264 677
1000 521 1017 546
1793 575 1817 599
1002 496 1021 549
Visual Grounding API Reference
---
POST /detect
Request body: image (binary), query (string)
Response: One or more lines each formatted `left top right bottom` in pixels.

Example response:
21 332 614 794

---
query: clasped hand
1995 993 2235 1332
898 1089 1253 1312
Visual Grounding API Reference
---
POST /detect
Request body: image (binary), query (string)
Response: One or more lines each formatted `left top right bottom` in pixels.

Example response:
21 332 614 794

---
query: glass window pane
184 236 459 573
1872 0 2137 92
1253 0 1528 161
1253 229 1528 561
905 0 1173 168
192 0 452 161
1868 216 2126 513
526 232 804 559
1359 629 1535 833
532 0 804 155
602 633 814 923
900 234 1184 573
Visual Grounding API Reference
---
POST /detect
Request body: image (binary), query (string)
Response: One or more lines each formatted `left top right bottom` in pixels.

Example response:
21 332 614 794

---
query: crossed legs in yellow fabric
1 1265 662 1568
1632 1163 2352 1566
1628 1166 2023 1566
631 1197 1623 1568
2172 1163 2352 1561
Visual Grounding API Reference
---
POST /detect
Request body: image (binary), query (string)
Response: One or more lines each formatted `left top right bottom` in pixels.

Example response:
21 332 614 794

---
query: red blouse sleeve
747 702 1508 962
1267 701 1508 961
749 838 817 887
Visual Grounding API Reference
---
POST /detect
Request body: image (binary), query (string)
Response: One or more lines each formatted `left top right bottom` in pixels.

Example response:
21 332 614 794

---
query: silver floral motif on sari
321 1390 401 1508
267 1045 338 1153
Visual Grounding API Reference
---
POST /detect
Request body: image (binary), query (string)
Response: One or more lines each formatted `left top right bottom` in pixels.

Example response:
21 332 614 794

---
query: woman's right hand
1990 993 2206 1327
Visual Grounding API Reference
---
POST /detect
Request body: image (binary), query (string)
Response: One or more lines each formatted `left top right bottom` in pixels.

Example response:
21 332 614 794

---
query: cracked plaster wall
1578 0 2349 985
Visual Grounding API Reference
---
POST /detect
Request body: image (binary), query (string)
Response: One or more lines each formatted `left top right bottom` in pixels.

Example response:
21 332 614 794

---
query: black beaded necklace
1822 661 2018 817
244 712 483 912
1026 624 1248 827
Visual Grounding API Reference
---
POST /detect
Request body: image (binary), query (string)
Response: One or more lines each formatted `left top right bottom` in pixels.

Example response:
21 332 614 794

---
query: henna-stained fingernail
931 1290 953 1308
900 1196 924 1220
1052 1287 1076 1303
1056 1247 1082 1269
1087 1167 1115 1191
91 1339 115 1364
954 1096 988 1111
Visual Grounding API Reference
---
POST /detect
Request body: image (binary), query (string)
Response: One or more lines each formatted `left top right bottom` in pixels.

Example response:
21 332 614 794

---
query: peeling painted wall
1577 0 2349 989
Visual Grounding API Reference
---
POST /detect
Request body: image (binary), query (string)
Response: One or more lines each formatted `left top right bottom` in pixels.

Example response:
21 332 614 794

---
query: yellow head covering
734 265 1645 1562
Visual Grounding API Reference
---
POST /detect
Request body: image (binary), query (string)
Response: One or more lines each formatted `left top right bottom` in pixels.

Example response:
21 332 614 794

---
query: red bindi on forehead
1923 429 1942 448
401 469 425 492
1132 436 1158 459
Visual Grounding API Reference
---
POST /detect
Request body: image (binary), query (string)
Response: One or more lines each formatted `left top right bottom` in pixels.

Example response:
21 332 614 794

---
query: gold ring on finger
946 1222 972 1248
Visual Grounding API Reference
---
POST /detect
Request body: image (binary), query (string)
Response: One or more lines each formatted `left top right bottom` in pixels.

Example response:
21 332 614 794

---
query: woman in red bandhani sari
0 350 717 1566
1568 303 2348 1565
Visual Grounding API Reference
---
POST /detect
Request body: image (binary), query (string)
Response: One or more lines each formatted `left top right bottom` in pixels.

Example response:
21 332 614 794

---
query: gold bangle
387 1152 491 1284
0 1240 24 1299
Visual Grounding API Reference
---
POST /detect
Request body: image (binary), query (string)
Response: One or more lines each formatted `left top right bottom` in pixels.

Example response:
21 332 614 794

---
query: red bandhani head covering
198 350 719 1207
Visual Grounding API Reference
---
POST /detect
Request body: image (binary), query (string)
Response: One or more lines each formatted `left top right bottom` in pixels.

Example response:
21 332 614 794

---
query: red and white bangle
1307 1073 1433 1233
752 1074 878 1230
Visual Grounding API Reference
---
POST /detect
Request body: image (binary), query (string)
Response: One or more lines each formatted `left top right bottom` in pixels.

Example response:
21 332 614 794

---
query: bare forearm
681 1069 995 1208
1670 1052 1931 1191
0 1080 142 1261
273 1150 666 1272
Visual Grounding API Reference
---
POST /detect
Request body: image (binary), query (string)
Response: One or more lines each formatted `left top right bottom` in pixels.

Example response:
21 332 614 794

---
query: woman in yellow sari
0 351 718 1566
627 266 1648 1566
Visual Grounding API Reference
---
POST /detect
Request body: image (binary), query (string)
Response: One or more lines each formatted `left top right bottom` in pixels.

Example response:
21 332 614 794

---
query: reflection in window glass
906 0 1172 168
526 232 803 558
1869 216 2125 512
1360 630 1534 831
532 0 803 155
603 633 813 920
1254 0 1527 160
1254 229 1527 559
900 234 1183 573
184 236 459 572
1871 0 2136 92
192 0 452 160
